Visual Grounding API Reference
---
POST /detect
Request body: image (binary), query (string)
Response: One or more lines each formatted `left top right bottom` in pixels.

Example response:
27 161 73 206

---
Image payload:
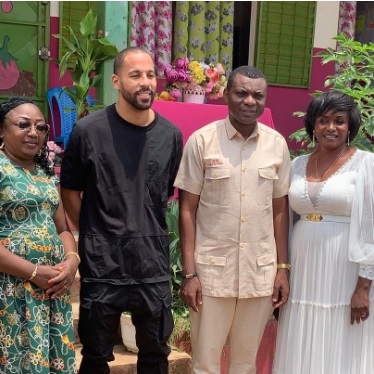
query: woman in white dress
273 91 374 374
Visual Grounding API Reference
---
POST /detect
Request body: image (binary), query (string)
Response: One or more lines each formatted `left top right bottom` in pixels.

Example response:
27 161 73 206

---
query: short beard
120 87 155 110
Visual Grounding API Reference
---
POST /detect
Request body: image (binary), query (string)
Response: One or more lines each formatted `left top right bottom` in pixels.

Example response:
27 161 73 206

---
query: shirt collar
224 116 260 140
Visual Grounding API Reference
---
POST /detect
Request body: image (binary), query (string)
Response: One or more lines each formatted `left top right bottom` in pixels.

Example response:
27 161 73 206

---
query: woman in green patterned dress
0 98 79 373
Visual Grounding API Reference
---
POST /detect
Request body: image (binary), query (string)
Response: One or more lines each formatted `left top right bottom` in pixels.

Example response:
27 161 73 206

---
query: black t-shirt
60 104 183 284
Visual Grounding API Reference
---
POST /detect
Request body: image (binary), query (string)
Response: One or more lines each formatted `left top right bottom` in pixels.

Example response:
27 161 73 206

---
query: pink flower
48 151 56 164
205 68 219 84
174 57 189 71
47 141 62 154
215 63 225 75
165 69 180 84
205 81 214 93
177 70 191 82
169 90 181 99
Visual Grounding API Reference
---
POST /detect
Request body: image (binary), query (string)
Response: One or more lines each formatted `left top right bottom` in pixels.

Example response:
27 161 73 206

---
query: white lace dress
273 150 374 374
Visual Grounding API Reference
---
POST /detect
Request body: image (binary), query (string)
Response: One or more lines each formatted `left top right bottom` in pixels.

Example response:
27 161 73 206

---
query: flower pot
183 86 206 104
120 314 138 353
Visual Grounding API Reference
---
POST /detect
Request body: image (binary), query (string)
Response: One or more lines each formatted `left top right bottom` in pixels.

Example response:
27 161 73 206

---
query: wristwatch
277 263 291 271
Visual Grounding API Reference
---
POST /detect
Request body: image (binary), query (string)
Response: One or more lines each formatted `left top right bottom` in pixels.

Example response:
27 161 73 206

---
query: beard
120 86 156 110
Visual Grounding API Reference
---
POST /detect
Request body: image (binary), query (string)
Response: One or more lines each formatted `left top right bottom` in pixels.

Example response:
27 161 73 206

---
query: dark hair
227 65 267 90
0 97 54 177
304 90 361 142
113 46 154 74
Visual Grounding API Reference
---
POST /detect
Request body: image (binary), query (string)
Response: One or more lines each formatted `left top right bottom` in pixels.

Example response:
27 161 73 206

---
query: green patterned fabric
173 1 234 73
0 154 76 373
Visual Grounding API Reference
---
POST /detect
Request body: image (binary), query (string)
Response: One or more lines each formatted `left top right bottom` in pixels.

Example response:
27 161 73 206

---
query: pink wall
266 48 334 148
49 17 73 88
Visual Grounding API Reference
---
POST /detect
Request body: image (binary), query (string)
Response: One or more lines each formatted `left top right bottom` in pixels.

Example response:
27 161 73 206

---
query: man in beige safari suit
174 66 291 374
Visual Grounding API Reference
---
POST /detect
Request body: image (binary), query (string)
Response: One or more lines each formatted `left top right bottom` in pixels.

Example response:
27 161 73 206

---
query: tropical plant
290 32 374 153
166 199 188 316
53 9 119 120
166 199 191 350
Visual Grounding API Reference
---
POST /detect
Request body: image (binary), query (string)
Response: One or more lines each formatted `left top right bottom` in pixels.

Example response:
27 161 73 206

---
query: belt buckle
306 213 323 222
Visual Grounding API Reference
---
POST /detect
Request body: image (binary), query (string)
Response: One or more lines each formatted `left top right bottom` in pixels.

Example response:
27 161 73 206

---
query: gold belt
301 214 350 223
305 213 323 222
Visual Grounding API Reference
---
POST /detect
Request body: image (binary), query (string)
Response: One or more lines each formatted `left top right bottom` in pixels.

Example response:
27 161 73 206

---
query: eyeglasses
6 119 50 135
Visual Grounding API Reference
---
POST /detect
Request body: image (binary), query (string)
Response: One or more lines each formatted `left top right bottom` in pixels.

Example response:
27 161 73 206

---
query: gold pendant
306 213 323 222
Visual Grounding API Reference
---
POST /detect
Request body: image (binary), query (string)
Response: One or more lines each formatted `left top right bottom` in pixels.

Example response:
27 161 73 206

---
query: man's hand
272 269 289 308
180 276 202 312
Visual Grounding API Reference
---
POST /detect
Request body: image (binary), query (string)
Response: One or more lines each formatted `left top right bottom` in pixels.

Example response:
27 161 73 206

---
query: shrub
290 32 374 153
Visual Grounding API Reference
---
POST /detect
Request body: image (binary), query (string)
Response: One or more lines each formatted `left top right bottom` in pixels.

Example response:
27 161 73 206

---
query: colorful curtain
129 1 173 76
336 1 357 72
173 1 234 74
338 1 357 38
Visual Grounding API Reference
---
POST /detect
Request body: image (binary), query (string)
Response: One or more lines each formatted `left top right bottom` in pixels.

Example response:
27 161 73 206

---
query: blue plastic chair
47 87 94 149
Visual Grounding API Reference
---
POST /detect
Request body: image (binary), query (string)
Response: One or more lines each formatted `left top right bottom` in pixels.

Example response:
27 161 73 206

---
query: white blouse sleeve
349 152 374 266
359 264 374 280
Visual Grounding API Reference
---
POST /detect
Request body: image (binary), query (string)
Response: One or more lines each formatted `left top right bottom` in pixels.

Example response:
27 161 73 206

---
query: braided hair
0 97 55 177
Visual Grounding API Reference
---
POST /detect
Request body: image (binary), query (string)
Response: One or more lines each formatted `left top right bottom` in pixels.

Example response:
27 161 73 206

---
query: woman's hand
30 264 65 290
351 276 371 324
45 256 79 299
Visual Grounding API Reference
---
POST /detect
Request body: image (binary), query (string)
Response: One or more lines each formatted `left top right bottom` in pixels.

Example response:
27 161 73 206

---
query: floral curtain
173 1 234 74
336 2 357 72
338 1 357 38
129 1 173 76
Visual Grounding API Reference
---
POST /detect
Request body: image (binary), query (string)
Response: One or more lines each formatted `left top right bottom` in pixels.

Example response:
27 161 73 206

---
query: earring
347 131 350 146
0 137 4 150
37 149 42 157
312 131 315 147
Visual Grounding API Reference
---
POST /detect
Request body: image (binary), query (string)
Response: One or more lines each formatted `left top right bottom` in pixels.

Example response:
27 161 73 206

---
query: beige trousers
190 295 273 374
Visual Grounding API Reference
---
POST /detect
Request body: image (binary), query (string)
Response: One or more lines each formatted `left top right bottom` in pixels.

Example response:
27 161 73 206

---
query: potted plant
53 9 119 120
160 58 227 103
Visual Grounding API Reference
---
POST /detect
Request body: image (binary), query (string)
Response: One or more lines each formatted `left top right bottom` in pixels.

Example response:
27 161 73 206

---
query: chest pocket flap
205 167 231 180
258 167 278 180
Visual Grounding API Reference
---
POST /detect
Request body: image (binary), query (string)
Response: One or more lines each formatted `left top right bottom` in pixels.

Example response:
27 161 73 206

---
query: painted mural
0 1 49 109
0 35 20 91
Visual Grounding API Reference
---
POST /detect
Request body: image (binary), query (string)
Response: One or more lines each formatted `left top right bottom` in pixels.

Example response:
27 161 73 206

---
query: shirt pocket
257 167 278 205
202 167 231 205
256 253 276 289
196 254 227 288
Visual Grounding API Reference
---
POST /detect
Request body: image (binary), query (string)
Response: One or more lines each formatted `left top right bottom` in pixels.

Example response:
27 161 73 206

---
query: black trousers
77 281 174 374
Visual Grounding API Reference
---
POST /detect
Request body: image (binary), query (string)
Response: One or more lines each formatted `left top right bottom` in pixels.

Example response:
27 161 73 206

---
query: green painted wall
97 2 128 106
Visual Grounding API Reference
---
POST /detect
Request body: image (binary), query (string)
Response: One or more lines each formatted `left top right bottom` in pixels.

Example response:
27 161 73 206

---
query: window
58 1 97 60
255 1 316 88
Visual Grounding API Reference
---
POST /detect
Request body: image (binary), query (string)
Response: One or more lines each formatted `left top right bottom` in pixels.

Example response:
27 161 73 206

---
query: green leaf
80 9 97 37
90 75 102 88
64 26 81 51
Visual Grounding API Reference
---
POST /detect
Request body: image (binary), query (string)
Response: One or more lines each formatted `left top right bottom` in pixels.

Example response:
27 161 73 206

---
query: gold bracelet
181 272 198 279
64 252 81 264
277 263 291 271
28 264 38 281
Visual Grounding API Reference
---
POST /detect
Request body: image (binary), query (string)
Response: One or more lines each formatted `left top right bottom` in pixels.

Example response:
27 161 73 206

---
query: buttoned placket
237 135 254 297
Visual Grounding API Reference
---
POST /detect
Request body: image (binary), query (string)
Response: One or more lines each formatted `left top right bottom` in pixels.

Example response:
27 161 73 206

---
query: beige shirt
174 117 291 298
